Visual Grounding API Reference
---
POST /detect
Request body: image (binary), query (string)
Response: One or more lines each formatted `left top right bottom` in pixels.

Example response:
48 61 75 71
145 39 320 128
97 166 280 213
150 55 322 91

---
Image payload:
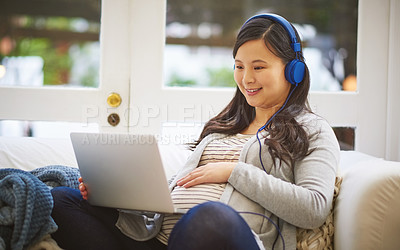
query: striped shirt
156 133 253 245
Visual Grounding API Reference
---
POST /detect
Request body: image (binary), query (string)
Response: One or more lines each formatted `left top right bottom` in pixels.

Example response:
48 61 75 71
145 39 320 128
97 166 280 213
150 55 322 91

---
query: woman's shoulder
295 110 334 135
296 111 340 165
295 110 320 121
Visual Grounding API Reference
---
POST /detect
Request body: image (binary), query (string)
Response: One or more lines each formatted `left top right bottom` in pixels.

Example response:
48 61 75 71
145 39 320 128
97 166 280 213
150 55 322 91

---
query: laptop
70 132 186 214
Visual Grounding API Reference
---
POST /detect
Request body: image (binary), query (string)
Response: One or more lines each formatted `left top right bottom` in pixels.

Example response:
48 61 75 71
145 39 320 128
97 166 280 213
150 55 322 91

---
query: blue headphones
241 13 305 85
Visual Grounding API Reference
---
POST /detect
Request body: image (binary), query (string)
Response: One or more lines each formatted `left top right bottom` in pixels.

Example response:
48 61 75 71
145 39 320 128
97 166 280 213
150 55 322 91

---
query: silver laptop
70 132 185 214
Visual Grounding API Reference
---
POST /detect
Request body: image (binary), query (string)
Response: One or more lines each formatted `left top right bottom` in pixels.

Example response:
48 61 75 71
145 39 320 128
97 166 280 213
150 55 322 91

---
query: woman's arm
229 118 340 229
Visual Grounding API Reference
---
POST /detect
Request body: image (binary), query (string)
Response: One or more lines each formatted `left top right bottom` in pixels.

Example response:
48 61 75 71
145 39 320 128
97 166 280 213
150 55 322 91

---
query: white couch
1 136 399 250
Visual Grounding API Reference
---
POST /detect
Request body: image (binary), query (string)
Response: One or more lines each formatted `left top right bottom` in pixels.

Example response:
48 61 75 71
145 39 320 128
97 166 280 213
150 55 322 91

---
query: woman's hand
177 162 236 188
78 177 88 200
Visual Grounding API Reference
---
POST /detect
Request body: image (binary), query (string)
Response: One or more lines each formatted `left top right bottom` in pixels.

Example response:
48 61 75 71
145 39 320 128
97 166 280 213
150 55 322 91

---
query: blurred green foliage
4 16 98 86
11 38 72 85
167 73 197 87
167 67 235 88
207 67 235 87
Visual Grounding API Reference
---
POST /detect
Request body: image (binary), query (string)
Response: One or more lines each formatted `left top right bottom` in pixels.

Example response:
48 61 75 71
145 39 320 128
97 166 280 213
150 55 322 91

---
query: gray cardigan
116 112 340 250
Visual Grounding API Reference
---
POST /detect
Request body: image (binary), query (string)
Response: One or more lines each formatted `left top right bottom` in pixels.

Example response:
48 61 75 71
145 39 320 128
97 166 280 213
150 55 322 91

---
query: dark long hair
193 16 313 168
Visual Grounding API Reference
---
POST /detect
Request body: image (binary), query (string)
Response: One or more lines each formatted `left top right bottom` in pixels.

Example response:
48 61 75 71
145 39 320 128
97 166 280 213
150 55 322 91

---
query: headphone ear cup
285 59 305 85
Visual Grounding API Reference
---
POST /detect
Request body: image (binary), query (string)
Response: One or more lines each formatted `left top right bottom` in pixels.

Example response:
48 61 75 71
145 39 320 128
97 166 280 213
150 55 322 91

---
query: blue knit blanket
0 165 80 250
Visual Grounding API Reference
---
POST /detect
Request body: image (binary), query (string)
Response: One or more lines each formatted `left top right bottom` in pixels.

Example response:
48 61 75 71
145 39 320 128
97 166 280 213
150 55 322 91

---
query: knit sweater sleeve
228 115 340 229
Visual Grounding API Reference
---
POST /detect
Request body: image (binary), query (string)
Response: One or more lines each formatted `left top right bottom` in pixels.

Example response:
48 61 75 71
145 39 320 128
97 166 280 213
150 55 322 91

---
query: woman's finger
177 170 202 186
81 191 88 200
182 175 206 188
177 174 193 186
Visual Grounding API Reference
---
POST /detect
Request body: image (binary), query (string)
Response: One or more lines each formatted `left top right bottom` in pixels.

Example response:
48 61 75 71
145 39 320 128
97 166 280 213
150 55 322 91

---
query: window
0 0 101 87
162 0 358 149
164 0 358 92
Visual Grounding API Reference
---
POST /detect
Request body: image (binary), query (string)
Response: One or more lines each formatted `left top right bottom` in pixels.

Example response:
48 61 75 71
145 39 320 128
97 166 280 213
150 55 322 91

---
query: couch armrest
334 157 400 250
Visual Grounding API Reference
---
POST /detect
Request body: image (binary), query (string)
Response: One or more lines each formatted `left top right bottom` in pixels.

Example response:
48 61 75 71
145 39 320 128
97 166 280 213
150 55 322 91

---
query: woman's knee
51 186 82 210
189 201 241 226
169 202 259 250
172 201 245 237
193 201 235 214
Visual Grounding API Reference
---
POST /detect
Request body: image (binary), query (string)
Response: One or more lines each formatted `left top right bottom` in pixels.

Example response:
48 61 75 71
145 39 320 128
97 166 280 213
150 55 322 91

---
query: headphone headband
241 13 301 53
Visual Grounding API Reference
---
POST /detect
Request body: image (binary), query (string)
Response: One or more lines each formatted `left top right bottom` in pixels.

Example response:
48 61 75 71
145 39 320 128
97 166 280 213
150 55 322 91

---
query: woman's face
234 39 291 112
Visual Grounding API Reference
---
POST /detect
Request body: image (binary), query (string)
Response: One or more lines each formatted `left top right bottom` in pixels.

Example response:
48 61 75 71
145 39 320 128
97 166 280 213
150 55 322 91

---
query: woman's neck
241 106 280 135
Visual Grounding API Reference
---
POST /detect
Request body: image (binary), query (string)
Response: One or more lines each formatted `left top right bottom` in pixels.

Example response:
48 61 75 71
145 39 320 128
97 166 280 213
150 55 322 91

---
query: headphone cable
256 84 298 173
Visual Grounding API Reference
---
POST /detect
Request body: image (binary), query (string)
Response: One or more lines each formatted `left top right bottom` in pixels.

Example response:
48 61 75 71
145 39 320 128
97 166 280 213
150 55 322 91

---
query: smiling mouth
246 88 262 93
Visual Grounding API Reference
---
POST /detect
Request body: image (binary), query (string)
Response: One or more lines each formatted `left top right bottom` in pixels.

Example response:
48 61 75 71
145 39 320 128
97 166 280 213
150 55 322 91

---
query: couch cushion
0 136 191 180
0 137 77 171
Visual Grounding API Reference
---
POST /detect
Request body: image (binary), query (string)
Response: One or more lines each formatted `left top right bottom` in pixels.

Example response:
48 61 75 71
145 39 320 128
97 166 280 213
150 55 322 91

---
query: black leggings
51 186 165 250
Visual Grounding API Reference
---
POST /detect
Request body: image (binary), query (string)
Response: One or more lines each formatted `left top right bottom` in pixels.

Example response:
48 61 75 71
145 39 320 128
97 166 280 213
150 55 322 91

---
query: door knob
107 93 122 107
